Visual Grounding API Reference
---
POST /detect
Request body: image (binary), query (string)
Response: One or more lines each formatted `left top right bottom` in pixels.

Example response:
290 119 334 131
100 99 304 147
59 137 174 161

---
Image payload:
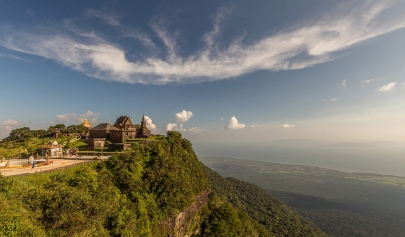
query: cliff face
160 190 210 237
0 132 327 237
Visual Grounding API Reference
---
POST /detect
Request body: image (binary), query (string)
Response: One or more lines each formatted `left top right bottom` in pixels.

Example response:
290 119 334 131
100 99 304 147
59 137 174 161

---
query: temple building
41 140 63 157
81 119 92 129
88 123 118 148
137 114 151 138
88 115 152 149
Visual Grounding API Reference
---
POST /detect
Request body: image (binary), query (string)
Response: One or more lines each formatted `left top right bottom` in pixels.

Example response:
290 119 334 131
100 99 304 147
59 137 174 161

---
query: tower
141 113 147 128
137 114 151 138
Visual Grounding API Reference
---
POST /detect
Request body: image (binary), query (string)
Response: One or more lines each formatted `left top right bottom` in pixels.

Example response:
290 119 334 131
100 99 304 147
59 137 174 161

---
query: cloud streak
378 82 397 92
283 124 295 128
0 1 404 84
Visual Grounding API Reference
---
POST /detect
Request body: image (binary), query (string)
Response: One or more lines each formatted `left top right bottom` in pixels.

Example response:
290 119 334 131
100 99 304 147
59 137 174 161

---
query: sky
1 0 405 145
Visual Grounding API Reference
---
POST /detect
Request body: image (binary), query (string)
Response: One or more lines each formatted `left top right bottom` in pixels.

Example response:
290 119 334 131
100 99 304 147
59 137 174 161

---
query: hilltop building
41 140 63 157
137 114 151 138
88 115 151 149
81 119 92 129
88 123 118 148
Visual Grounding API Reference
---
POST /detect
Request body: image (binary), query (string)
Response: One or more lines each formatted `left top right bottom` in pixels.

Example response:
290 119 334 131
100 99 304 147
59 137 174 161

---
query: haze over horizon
1 0 405 146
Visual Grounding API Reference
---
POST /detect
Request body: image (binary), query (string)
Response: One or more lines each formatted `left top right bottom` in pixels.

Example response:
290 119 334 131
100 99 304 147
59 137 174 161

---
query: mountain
0 132 326 236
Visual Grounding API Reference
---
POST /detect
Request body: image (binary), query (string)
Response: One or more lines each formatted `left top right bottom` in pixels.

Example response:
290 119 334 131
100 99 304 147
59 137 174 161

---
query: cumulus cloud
283 123 295 128
166 110 194 131
175 110 193 123
0 1 404 84
166 123 177 131
330 98 338 101
225 116 246 129
144 116 157 129
378 82 397 92
251 124 259 128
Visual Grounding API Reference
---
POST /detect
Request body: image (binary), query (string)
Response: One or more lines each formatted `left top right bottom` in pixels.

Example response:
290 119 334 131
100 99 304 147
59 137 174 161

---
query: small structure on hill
41 140 63 157
81 119 92 129
137 114 151 138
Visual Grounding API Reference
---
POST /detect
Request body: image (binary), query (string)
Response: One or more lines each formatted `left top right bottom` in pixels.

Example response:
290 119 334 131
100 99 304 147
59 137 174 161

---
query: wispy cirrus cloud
0 1 404 84
84 9 120 26
378 82 397 92
339 80 347 88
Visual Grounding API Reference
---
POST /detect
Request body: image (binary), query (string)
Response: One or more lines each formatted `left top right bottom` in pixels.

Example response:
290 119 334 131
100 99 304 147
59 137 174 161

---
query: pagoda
81 119 92 129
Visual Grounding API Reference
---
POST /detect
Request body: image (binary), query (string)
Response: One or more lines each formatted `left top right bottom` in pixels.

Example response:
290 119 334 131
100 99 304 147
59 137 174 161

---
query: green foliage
0 133 327 237
6 127 47 142
202 164 328 237
198 192 272 237
202 156 405 237
0 133 211 236
66 124 87 133
47 124 66 132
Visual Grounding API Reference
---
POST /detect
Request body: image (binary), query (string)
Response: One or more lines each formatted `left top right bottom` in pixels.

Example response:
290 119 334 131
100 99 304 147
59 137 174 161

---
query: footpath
0 156 110 177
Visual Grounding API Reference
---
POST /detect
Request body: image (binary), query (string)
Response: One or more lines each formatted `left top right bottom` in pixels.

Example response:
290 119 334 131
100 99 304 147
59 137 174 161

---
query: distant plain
199 155 405 236
195 140 405 177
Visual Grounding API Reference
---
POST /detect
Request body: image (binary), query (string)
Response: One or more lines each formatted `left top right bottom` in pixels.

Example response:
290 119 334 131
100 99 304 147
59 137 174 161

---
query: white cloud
378 82 397 92
0 1 404 84
362 78 379 83
84 9 120 26
330 98 338 101
143 116 157 129
166 123 177 131
283 123 295 128
0 119 19 138
175 110 193 123
1 119 19 126
225 116 246 129
339 80 347 88
54 110 99 124
188 127 203 133
251 124 259 128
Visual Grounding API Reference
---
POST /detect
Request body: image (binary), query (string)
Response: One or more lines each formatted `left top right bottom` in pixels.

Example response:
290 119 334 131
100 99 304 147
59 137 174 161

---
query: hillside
201 156 405 237
0 132 326 236
203 165 327 237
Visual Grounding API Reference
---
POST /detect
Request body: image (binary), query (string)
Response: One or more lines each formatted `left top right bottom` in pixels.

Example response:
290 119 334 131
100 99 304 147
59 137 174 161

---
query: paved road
0 156 110 177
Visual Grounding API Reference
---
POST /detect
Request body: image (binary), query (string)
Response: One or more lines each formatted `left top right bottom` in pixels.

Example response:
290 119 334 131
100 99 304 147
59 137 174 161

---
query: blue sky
0 0 405 144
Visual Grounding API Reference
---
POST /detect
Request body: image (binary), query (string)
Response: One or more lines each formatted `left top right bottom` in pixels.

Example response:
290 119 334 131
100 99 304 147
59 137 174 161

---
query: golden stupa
81 119 92 128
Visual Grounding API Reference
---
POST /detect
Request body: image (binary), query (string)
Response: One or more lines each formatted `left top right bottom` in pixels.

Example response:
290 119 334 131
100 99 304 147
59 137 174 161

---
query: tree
47 124 66 132
8 127 31 141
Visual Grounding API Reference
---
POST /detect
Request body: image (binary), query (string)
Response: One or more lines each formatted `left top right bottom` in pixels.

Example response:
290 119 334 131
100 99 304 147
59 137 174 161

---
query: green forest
0 132 326 237
201 156 405 237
